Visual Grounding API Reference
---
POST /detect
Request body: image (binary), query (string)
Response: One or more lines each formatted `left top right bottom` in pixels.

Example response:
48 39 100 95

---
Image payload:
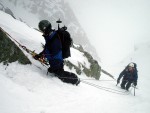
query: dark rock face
0 29 31 65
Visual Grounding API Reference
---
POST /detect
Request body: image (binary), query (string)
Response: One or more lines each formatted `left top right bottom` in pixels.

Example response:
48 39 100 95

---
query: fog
67 0 150 65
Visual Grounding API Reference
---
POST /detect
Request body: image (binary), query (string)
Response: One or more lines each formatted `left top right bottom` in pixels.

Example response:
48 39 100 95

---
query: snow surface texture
0 11 150 113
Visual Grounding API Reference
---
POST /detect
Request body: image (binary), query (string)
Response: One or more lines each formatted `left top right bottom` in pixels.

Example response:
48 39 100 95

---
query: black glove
117 79 120 84
133 82 137 86
33 54 41 60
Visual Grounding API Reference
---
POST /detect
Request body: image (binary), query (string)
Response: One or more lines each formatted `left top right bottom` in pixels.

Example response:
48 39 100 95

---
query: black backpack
57 26 72 59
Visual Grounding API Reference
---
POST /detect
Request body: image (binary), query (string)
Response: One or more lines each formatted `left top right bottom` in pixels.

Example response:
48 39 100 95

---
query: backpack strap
48 31 57 40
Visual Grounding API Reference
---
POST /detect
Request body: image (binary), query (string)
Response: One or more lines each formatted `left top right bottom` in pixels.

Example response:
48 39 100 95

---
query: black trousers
121 79 132 90
48 68 80 85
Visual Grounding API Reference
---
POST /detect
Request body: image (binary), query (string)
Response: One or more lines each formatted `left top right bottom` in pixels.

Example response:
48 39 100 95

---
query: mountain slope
1 41 150 113
0 10 101 79
0 9 150 113
0 0 99 60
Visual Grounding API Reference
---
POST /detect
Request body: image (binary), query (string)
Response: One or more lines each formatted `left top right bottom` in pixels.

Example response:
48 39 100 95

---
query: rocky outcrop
83 52 101 80
64 44 101 80
0 28 31 65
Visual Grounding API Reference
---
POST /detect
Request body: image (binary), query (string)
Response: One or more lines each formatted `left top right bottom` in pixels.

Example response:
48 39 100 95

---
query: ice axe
131 84 136 96
134 86 135 96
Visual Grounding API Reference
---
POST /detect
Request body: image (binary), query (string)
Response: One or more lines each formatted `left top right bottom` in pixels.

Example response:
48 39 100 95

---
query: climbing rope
50 76 131 95
81 80 130 95
80 78 115 82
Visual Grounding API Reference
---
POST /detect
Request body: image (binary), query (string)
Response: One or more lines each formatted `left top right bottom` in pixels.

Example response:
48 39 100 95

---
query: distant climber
117 62 138 90
33 20 80 85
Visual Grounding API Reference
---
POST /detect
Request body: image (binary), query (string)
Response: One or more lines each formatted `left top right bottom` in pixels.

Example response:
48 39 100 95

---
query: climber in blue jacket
117 62 138 90
33 20 80 85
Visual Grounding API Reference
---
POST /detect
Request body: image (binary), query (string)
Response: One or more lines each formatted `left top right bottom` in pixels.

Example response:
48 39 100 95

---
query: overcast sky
67 0 150 65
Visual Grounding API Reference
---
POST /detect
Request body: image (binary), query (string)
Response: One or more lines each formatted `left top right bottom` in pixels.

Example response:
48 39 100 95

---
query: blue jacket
118 68 138 82
40 31 63 69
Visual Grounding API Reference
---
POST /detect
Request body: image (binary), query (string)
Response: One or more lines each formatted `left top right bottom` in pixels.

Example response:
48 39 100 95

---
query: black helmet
38 20 51 33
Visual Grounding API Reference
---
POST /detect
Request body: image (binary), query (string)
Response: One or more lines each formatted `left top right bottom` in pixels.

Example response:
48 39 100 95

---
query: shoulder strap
48 31 57 40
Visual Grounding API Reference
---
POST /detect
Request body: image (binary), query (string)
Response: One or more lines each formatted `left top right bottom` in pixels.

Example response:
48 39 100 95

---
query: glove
33 54 41 60
117 79 120 84
133 82 137 86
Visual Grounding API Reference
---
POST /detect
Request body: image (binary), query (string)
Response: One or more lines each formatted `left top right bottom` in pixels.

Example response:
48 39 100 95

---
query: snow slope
0 11 150 113
0 0 99 60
